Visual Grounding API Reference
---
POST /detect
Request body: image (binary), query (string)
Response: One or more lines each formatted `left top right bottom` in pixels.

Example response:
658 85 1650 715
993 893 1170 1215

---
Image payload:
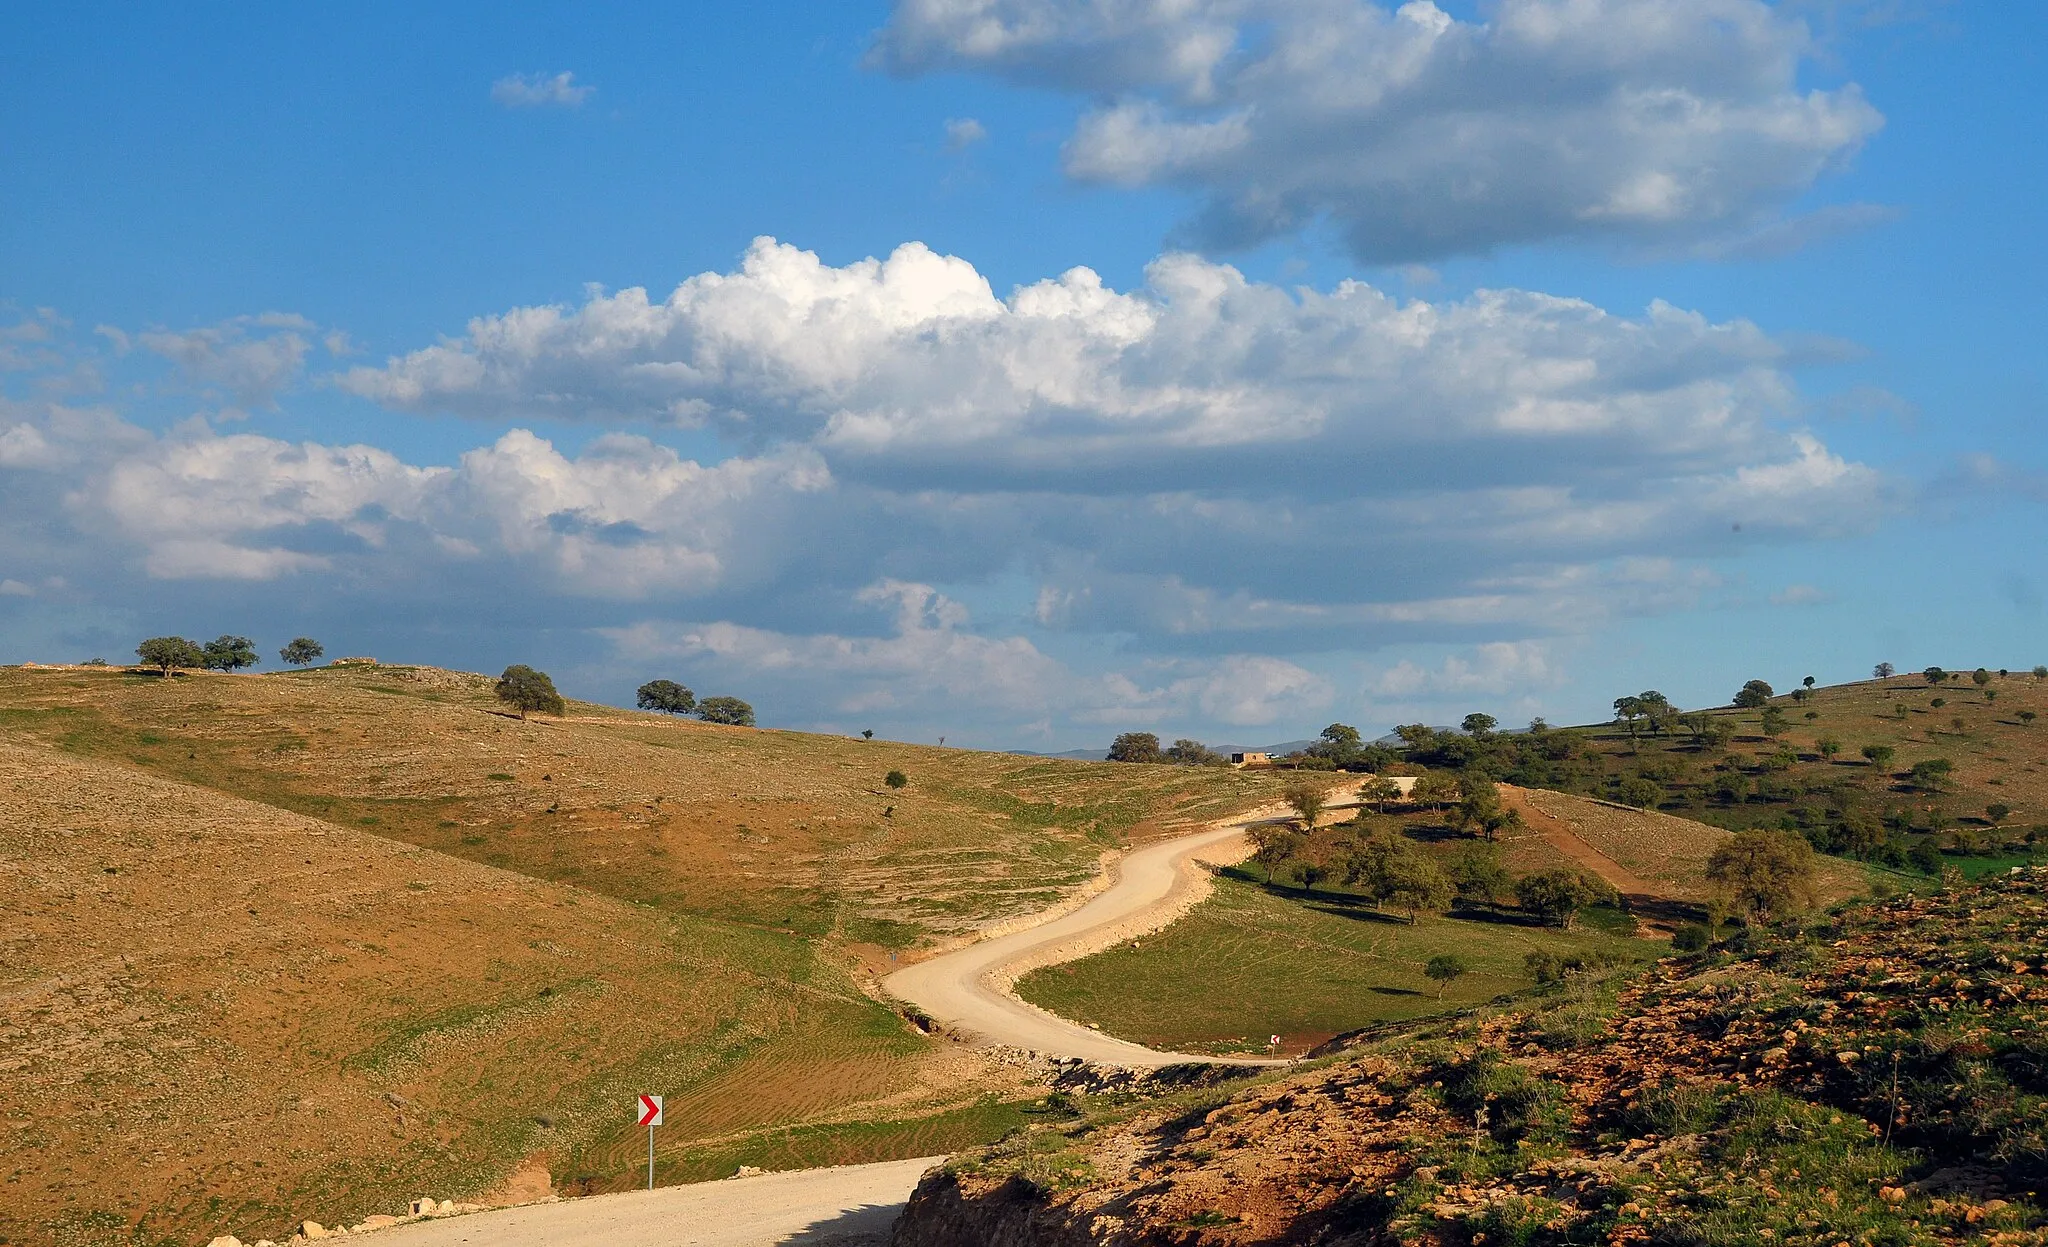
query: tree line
135 635 325 675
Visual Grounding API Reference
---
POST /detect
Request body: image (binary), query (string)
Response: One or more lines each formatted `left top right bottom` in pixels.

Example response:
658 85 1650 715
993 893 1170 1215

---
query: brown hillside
1514 785 1866 903
0 736 968 1247
0 664 1276 943
1569 669 2048 843
0 664 1281 1246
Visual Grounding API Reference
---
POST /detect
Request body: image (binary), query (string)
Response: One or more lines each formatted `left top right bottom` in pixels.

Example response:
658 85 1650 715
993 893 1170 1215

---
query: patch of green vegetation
487 772 516 781
1015 875 1654 1052
652 1095 1033 1188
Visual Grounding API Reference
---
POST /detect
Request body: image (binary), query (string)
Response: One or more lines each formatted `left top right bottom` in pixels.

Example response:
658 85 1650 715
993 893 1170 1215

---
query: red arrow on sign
637 1094 663 1127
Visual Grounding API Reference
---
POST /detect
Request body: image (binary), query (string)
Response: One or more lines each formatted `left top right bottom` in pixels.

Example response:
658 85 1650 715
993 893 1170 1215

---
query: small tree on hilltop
2035 665 2048 680
201 635 259 672
636 679 696 716
1973 668 1993 687
1704 829 1817 922
1107 731 1164 763
1168 738 1224 766
495 665 565 720
1283 780 1327 831
1923 666 1947 686
1613 694 1646 749
136 636 205 678
1874 662 1895 679
1733 679 1775 709
696 696 755 727
1425 954 1469 999
1461 712 1497 738
279 637 324 667
1803 675 1816 689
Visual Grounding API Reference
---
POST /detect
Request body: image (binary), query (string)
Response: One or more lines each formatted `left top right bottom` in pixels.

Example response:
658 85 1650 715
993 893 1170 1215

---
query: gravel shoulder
361 1156 946 1247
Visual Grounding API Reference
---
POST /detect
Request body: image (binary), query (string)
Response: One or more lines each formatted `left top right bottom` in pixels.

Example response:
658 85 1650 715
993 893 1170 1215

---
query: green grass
1014 874 1657 1053
646 1096 1033 1190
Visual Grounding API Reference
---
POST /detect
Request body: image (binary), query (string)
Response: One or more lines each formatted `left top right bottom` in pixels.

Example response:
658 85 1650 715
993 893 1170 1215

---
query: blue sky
2 1 2043 748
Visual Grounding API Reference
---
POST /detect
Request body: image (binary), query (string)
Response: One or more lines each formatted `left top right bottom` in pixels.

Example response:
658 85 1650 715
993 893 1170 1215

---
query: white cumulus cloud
873 0 1884 260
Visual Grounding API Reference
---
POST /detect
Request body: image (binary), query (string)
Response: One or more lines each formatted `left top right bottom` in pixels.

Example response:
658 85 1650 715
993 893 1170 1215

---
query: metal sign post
637 1094 664 1190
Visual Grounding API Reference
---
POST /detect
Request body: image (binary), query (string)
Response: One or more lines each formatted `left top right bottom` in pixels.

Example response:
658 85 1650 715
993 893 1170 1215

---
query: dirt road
366 1156 944 1247
1498 784 1662 899
883 801 1312 1067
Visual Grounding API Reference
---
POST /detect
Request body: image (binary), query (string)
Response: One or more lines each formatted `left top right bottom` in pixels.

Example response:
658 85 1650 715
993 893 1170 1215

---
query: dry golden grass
0 664 1282 1246
1516 786 1866 903
0 665 1279 944
1574 669 2048 833
0 736 951 1246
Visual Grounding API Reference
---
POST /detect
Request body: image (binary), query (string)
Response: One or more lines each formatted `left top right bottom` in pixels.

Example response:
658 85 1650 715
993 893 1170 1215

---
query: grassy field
1555 670 2048 837
0 664 1288 1246
1013 873 1656 1055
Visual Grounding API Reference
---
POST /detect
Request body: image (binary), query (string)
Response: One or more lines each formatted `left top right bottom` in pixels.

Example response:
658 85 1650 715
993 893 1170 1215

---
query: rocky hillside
894 871 2048 1245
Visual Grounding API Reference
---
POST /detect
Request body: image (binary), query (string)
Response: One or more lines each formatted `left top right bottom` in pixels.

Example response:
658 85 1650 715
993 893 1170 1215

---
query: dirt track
883 799 1319 1067
1498 784 1663 900
364 1156 944 1247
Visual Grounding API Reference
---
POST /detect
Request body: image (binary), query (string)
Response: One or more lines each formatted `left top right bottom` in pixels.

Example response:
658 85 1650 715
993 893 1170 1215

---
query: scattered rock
207 1237 244 1247
732 1165 767 1178
300 1222 328 1240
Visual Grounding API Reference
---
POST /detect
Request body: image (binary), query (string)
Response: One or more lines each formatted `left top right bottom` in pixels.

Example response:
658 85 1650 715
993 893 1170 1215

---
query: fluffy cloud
1371 640 1564 699
343 237 1837 501
490 71 594 109
2 241 1896 742
873 0 1884 260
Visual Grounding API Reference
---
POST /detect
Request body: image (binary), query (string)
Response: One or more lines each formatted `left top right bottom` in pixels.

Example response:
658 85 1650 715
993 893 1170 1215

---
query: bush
884 769 908 789
1670 923 1712 953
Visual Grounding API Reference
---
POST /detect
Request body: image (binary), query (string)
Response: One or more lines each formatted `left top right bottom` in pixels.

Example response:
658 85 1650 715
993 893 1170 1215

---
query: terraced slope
1514 785 1867 903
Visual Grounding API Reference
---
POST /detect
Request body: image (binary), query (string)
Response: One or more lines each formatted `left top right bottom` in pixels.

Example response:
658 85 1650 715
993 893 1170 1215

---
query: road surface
883 800 1319 1067
365 1156 945 1247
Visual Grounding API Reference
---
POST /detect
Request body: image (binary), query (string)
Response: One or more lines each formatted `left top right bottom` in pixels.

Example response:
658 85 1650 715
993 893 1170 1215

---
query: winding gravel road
883 800 1314 1067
